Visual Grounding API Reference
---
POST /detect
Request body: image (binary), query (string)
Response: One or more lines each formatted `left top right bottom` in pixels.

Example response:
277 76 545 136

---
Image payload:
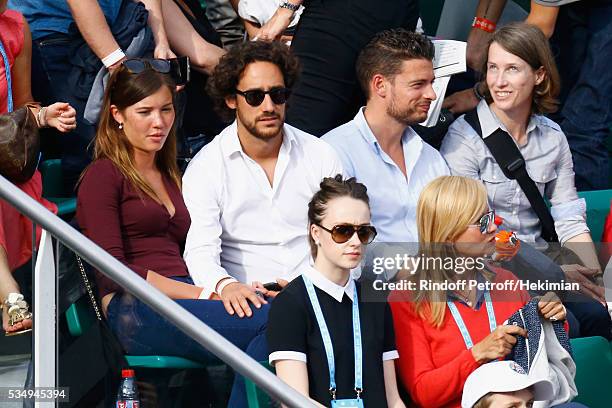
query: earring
315 241 321 246
118 123 123 130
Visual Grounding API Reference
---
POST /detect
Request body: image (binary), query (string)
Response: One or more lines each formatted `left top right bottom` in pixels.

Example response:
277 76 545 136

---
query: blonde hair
472 389 533 408
472 393 493 408
82 65 181 200
414 176 489 327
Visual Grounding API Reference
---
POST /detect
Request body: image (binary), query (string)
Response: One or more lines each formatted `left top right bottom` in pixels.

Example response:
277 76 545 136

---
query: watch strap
279 1 300 12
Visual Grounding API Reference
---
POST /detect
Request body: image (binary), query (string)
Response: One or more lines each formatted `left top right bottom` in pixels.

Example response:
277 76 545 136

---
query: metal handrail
0 175 313 407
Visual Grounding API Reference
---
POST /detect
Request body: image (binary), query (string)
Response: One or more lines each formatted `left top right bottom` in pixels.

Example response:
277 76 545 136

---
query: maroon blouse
77 159 191 298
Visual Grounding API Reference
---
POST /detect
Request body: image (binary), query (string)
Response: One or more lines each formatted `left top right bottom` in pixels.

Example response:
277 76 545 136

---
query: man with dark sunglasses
183 41 342 318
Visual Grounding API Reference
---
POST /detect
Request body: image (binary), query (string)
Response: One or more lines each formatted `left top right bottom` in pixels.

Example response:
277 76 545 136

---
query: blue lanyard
0 38 13 113
303 275 363 399
447 290 497 349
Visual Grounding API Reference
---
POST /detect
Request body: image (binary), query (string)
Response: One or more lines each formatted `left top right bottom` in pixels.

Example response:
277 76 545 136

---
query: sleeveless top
0 9 25 113
0 9 57 270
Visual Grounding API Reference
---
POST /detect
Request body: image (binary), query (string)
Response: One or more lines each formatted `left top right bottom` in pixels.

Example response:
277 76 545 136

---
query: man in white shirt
323 29 449 243
183 41 342 318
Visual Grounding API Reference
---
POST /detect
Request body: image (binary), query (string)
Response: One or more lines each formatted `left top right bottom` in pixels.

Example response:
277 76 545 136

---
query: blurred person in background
9 0 226 192
0 0 76 336
253 0 420 137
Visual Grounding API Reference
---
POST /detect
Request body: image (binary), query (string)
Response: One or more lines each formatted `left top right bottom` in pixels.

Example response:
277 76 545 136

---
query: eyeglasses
467 210 503 234
122 58 171 74
235 87 291 107
315 223 378 244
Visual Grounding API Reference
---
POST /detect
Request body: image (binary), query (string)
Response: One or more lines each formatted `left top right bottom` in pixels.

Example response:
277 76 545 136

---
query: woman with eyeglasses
266 175 405 408
76 59 268 407
389 176 566 408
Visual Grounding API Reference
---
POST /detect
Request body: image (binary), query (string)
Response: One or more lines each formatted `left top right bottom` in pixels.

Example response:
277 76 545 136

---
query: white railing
0 175 313 408
33 230 56 408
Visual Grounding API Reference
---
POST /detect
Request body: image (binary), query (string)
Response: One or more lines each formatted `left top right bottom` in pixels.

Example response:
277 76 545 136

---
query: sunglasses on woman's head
234 87 291 107
122 58 171 74
316 223 378 244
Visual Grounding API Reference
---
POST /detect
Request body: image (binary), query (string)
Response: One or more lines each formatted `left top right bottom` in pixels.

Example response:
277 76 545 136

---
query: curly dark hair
307 174 370 259
356 29 435 98
206 41 301 121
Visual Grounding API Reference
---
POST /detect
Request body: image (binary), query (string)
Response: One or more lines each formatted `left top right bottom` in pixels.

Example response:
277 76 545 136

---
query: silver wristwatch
279 1 300 12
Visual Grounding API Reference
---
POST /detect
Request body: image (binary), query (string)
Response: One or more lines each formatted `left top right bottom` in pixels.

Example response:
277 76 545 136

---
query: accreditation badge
331 399 364 407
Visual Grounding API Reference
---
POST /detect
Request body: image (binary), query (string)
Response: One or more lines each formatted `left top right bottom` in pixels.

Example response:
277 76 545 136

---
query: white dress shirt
323 107 450 242
183 121 343 297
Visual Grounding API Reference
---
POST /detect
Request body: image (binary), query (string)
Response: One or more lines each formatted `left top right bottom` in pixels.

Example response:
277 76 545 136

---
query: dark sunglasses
235 87 291 107
122 58 171 74
316 223 377 244
469 210 503 234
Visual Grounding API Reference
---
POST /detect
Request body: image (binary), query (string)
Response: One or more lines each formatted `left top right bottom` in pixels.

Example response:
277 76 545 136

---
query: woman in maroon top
77 60 268 407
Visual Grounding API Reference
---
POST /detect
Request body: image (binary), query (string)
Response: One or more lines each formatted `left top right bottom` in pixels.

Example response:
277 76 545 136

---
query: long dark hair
85 65 181 200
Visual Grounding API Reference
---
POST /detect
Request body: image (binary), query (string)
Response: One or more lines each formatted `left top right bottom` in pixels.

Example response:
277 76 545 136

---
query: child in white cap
462 360 554 408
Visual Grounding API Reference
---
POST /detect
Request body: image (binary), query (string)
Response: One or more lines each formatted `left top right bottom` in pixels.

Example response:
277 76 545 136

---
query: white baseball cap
462 361 555 408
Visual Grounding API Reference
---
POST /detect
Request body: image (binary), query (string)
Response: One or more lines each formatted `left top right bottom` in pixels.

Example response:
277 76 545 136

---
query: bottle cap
494 215 504 226
121 369 135 378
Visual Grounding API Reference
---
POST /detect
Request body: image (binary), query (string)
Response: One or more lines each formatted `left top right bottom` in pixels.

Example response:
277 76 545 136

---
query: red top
77 159 190 298
389 268 531 408
0 10 57 269
602 201 612 243
0 10 24 113
0 171 57 270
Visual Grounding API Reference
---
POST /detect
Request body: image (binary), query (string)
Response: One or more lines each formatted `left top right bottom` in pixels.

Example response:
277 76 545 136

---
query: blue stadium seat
39 159 76 216
577 189 612 242
570 336 612 408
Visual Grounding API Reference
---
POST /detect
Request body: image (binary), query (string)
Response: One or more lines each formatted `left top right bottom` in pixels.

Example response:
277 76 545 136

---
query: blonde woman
389 176 566 408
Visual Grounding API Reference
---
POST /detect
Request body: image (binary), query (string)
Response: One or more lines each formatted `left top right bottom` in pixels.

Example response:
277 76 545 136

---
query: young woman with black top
267 175 404 407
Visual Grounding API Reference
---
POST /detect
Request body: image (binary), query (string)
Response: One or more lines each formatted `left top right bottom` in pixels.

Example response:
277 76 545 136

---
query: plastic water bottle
116 369 140 408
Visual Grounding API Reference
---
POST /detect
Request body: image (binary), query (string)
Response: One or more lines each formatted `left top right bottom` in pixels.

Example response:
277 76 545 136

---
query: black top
267 277 397 407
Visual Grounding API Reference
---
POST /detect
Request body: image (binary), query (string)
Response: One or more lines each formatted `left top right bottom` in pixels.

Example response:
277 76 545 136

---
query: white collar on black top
303 266 355 303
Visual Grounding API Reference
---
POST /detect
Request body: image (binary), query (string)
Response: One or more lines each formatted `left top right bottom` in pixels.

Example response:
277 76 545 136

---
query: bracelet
37 106 48 128
472 17 496 33
101 48 126 68
215 277 238 296
473 82 485 100
279 1 300 13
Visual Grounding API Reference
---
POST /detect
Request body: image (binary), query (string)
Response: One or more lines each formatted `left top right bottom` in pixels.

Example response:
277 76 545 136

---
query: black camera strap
464 108 559 242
